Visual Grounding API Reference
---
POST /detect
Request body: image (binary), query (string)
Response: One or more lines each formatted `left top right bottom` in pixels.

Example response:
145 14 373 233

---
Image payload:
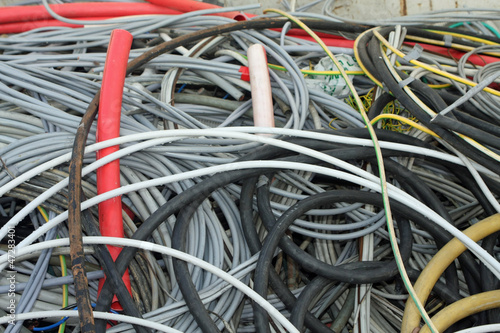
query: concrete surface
224 0 500 20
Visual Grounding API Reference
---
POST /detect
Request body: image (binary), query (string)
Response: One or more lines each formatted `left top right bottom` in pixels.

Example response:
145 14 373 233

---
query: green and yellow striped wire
263 9 439 333
37 206 69 333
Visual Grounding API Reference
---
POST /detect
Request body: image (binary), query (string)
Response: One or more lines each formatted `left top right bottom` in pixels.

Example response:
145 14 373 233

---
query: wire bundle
0 2 499 333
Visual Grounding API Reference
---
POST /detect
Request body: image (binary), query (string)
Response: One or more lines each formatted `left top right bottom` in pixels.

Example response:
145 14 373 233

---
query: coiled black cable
240 176 334 333
357 27 500 174
451 109 500 137
290 276 333 331
253 189 415 332
88 20 373 329
80 208 150 333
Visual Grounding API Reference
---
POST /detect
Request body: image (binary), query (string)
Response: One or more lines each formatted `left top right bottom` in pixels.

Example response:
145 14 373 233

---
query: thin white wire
0 310 182 333
440 140 500 213
1 127 496 200
2 237 300 333
370 288 408 300
3 158 500 281
2 129 500 278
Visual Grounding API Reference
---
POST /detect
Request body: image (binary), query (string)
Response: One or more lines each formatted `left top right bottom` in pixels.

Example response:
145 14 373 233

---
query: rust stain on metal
400 0 408 16
429 0 433 11
455 0 459 7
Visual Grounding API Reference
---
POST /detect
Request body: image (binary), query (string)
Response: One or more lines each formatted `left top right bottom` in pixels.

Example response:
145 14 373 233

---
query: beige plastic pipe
248 44 275 129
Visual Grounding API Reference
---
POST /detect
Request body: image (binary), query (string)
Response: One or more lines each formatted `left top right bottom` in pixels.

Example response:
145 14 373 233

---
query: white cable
0 309 182 333
2 237 300 333
440 140 500 213
370 288 408 300
4 157 500 281
1 127 495 200
2 130 500 278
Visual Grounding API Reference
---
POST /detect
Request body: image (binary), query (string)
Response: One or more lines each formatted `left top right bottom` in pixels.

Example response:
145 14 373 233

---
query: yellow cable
405 34 500 56
37 206 49 222
425 29 500 46
242 54 366 76
263 9 437 333
37 207 69 333
353 30 453 90
373 29 500 98
375 32 500 163
401 213 500 333
58 253 69 333
428 83 452 89
370 114 439 138
419 290 500 333
405 35 477 52
301 69 365 76
376 39 437 117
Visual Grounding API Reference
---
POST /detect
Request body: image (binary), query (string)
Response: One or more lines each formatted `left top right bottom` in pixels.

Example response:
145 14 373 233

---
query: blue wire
222 93 230 100
32 317 69 331
177 83 187 93
32 303 119 331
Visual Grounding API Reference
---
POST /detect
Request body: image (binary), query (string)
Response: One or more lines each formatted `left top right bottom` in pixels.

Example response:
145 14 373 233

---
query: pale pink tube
248 44 274 128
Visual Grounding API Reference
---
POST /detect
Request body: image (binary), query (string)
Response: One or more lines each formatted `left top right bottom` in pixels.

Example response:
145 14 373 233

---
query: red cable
0 3 181 24
270 28 348 39
294 36 355 48
0 17 114 34
1 1 355 43
143 0 246 20
96 29 133 310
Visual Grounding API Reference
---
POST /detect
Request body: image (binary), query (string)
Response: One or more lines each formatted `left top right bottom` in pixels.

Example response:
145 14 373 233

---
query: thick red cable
0 3 181 24
270 28 348 39
96 29 133 309
143 0 246 20
294 36 355 48
0 17 114 34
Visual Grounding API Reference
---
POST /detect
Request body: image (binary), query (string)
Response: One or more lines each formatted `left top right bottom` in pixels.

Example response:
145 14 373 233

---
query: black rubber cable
239 145 480 331
253 189 415 332
240 176 334 333
171 194 224 333
258 152 478 289
242 139 480 294
330 287 356 333
367 92 396 120
256 182 414 283
290 276 333 331
91 17 372 329
95 128 486 329
372 158 460 293
432 114 500 150
80 208 150 333
437 90 496 123
452 109 500 137
361 28 500 174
